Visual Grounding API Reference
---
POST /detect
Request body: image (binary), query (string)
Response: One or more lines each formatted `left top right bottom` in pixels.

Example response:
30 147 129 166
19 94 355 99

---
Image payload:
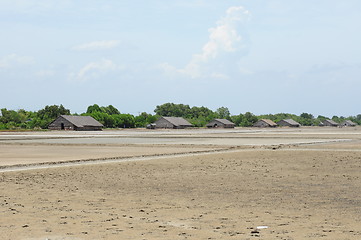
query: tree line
0 103 360 130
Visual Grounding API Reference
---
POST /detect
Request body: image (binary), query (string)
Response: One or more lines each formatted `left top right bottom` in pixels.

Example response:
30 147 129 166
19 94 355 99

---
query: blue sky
1 0 360 117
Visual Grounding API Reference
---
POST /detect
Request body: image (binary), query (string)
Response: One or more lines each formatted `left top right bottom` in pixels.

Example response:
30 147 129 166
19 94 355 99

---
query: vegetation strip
1 103 360 130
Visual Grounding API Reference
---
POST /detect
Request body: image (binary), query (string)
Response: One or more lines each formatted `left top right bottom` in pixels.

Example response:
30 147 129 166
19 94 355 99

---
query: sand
0 127 361 239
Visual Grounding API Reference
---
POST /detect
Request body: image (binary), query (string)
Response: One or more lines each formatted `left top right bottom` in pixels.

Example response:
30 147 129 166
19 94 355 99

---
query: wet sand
0 127 361 239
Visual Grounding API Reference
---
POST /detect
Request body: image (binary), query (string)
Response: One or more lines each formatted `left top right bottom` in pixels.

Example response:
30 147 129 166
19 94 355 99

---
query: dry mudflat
0 127 361 239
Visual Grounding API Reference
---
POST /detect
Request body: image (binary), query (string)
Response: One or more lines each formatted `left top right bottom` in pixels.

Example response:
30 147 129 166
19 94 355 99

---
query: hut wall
322 120 338 127
254 120 276 128
207 120 234 128
207 120 223 128
277 120 288 127
340 121 356 127
253 121 265 127
48 117 75 130
76 126 103 131
277 120 299 127
154 118 176 129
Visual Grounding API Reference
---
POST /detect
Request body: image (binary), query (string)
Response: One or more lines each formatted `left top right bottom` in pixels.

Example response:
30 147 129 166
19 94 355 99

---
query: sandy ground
0 127 361 239
0 144 223 167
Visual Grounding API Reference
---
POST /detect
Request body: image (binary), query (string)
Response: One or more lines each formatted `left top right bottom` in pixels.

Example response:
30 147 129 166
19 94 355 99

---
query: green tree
298 112 315 126
332 115 344 123
86 111 114 128
231 112 257 127
134 112 157 127
112 114 135 128
189 106 214 119
216 107 231 120
101 105 120 115
316 115 327 121
300 112 314 119
0 108 22 124
231 113 244 126
86 104 102 114
37 105 70 120
189 116 208 127
154 103 191 117
243 112 258 126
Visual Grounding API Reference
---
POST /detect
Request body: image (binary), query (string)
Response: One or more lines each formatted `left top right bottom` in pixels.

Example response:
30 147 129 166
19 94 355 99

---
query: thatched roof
215 119 234 125
162 117 193 127
206 119 235 127
61 115 103 127
278 119 301 126
341 120 356 126
322 119 338 126
259 119 277 127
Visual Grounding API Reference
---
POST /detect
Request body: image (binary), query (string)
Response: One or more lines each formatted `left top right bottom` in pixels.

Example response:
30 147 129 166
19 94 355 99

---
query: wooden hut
321 119 338 127
153 117 193 129
340 120 357 127
253 119 277 128
277 119 301 127
48 115 103 131
206 119 235 128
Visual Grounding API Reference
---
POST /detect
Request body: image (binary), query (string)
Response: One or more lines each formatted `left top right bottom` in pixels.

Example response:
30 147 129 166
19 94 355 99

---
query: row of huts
148 117 236 129
48 116 237 131
253 118 357 128
48 115 357 131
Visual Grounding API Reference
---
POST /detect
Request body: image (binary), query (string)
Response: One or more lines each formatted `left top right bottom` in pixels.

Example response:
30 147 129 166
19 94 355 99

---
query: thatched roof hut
277 119 301 127
153 117 193 129
321 119 338 127
206 119 235 128
253 119 277 128
48 115 103 131
340 120 357 127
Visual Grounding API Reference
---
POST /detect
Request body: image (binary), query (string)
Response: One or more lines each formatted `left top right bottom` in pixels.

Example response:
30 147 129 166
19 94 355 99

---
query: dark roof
215 119 235 125
206 119 235 126
323 119 338 125
278 119 301 126
259 119 277 126
162 117 193 127
61 115 103 127
341 120 356 126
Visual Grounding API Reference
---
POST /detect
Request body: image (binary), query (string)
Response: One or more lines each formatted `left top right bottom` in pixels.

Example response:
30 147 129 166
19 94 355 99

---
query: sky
1 0 360 117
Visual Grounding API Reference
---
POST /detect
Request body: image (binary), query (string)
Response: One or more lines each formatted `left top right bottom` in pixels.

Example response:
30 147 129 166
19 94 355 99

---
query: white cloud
73 40 120 51
160 6 250 79
70 59 123 82
0 54 35 69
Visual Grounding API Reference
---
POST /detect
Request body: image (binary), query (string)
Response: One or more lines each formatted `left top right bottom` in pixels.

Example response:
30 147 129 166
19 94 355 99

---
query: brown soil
0 128 361 239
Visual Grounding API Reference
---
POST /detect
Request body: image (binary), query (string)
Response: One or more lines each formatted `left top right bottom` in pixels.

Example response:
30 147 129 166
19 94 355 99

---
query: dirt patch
1 148 361 239
0 144 225 167
1 128 361 239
